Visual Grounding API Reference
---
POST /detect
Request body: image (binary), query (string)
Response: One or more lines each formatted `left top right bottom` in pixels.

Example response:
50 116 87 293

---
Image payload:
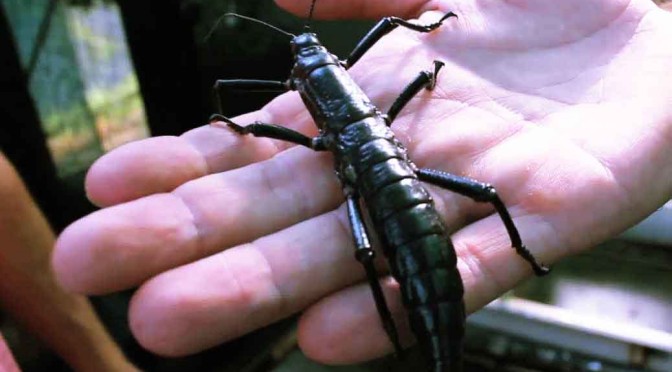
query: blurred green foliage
2 0 146 177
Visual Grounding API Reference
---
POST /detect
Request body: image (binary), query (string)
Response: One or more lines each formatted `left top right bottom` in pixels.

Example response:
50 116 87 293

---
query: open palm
54 0 672 365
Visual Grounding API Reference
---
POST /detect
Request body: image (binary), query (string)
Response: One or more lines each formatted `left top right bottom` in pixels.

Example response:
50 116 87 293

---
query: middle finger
127 206 366 356
54 145 342 294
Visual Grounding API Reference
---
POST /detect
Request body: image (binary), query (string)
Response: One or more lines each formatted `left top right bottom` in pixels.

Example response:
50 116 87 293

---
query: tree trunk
116 0 208 136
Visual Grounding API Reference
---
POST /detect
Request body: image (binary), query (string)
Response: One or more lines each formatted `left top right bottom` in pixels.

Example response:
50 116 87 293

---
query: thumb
275 0 429 20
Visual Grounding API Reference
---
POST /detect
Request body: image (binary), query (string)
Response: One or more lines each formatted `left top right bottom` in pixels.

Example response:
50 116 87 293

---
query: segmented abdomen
338 119 465 371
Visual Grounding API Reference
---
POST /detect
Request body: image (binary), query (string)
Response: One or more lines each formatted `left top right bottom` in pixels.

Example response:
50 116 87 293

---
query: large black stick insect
209 2 549 371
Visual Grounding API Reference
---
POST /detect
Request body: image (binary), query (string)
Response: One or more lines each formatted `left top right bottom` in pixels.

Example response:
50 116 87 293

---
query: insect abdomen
369 186 465 371
344 129 465 371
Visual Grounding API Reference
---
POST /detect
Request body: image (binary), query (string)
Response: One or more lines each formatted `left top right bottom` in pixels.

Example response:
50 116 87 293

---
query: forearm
0 155 136 371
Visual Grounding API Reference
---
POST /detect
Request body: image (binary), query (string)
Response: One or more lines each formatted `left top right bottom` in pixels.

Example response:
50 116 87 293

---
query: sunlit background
3 0 147 177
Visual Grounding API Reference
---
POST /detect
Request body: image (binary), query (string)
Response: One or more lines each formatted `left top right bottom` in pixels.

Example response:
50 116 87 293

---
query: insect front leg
385 60 445 125
345 192 403 357
416 168 551 276
344 12 457 68
211 79 289 120
209 80 327 150
210 115 326 151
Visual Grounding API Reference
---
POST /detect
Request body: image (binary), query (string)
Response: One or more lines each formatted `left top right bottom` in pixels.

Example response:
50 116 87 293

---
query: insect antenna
204 13 296 42
305 0 318 31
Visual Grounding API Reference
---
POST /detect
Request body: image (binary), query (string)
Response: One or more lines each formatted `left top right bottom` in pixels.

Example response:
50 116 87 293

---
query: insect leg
212 79 289 117
214 79 288 93
210 115 326 151
416 168 551 276
345 192 404 356
344 12 457 68
386 61 445 125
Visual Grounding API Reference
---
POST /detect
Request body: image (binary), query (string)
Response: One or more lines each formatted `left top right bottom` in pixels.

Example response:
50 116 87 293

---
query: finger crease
247 242 288 316
171 192 207 260
458 239 506 299
183 137 214 176
259 157 304 225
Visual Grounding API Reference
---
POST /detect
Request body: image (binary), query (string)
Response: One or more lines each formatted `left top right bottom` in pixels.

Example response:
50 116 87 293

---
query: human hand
53 0 672 365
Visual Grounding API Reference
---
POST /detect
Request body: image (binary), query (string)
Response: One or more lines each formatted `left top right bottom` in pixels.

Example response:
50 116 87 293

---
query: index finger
87 92 312 207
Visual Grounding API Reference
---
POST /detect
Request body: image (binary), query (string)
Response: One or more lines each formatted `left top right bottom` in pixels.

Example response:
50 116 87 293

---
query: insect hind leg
345 193 404 357
416 168 551 276
385 60 445 125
